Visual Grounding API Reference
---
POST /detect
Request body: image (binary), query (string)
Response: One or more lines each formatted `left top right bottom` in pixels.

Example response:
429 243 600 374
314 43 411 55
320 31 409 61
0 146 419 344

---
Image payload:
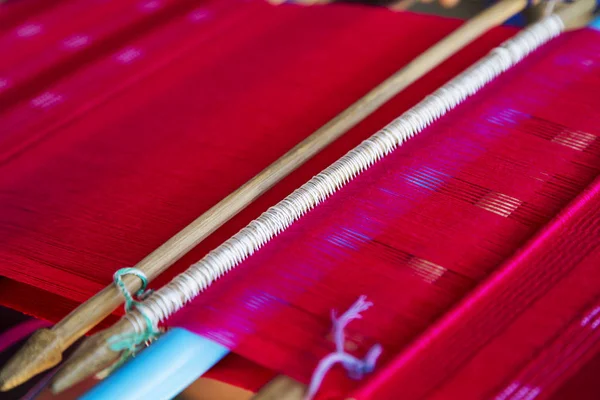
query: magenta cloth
168 28 600 398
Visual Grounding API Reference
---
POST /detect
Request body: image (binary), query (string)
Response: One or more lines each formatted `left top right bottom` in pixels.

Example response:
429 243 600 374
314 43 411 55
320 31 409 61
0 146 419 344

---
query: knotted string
112 267 154 311
97 268 160 378
305 296 382 400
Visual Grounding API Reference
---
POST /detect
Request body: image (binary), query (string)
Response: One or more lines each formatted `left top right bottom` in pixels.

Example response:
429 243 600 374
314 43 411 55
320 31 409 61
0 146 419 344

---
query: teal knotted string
112 267 153 311
102 268 160 374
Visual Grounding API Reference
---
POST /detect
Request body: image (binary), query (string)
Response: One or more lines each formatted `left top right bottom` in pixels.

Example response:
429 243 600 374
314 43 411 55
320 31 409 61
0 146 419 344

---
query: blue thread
306 296 382 400
405 167 447 191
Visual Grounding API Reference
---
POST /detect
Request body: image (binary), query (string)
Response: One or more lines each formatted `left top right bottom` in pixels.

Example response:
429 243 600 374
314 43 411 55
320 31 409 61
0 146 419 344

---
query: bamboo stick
1 0 540 391
252 376 306 400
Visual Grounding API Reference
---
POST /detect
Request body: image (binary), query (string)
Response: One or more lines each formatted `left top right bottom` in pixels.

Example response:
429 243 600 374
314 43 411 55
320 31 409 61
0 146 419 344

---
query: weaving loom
0 0 599 398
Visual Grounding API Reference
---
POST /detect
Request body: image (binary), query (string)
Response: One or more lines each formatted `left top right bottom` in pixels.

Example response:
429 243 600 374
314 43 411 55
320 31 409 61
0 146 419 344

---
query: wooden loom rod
0 0 531 392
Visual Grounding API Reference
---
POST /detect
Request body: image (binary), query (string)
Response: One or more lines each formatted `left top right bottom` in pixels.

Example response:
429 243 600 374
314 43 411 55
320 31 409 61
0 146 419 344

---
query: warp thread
124 14 565 332
305 296 382 400
98 268 160 378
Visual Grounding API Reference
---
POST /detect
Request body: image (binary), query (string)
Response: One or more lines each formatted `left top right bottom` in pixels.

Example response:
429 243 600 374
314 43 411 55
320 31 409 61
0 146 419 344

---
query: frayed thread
305 296 382 400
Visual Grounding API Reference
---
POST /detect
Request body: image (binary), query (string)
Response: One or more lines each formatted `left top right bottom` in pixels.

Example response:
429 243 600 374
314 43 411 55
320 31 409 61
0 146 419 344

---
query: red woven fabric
0 0 516 323
356 176 600 400
168 28 600 398
7 1 598 398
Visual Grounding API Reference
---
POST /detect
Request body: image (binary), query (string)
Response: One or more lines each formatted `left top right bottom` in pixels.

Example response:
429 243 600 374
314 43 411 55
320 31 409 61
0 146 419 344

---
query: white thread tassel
305 296 382 400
